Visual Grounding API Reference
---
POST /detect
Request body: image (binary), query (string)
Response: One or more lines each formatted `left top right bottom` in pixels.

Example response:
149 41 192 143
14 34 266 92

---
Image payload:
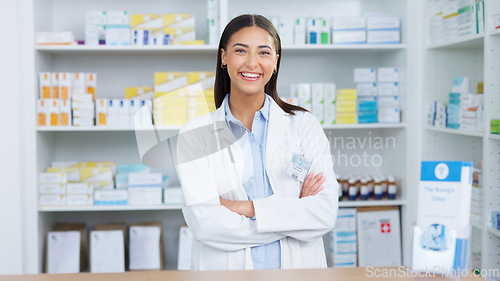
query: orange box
39 72 51 99
38 99 47 126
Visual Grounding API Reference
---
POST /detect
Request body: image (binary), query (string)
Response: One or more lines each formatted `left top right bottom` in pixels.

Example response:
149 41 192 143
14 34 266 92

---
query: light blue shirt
223 94 281 269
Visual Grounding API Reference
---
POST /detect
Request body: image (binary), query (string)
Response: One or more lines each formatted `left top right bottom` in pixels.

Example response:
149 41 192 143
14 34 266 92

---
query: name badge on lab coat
286 153 311 182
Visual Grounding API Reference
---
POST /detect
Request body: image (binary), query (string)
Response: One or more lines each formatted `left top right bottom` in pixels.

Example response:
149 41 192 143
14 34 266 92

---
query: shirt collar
224 93 270 127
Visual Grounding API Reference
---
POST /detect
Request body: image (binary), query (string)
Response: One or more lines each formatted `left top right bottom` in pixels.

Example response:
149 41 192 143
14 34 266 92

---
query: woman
176 14 338 270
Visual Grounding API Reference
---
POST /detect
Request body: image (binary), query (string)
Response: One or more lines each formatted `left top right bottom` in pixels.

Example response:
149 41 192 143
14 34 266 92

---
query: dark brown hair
214 14 306 115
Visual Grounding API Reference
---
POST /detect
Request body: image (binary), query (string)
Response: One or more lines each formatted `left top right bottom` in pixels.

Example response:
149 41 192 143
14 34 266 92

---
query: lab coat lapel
210 100 247 200
266 98 290 191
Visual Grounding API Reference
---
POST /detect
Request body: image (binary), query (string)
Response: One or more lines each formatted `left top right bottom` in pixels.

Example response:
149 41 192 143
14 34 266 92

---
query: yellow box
80 167 113 182
161 27 195 41
337 89 357 101
131 14 163 29
336 113 357 124
175 40 205 45
125 86 154 99
162 14 195 28
75 162 116 174
336 100 357 113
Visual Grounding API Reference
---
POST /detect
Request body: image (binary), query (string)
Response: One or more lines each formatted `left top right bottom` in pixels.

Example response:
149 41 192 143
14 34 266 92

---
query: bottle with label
387 175 397 199
379 175 388 198
374 177 383 199
367 175 374 198
360 177 369 200
341 176 349 197
336 174 343 201
348 177 358 201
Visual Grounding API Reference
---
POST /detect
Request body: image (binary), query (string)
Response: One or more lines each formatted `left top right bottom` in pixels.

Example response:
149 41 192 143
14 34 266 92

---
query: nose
245 52 258 69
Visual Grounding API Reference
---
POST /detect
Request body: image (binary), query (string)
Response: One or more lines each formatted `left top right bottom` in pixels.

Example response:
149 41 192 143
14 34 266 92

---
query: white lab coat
176 96 339 270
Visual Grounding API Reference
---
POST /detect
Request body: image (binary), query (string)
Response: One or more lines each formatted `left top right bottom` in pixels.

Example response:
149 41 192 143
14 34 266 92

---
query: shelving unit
19 0 421 274
426 126 484 138
427 33 484 49
423 0 500 276
489 134 500 141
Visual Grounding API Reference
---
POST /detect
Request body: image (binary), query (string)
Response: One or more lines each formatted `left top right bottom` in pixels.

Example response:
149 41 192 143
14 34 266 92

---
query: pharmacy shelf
487 226 500 238
427 33 484 49
338 199 406 208
38 204 182 212
37 123 407 132
426 126 484 138
35 44 218 54
36 44 406 55
489 134 500 141
37 126 182 132
323 123 406 130
490 29 500 36
282 44 406 53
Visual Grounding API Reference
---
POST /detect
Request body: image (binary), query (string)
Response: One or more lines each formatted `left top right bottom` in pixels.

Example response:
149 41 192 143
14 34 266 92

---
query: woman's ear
220 48 227 65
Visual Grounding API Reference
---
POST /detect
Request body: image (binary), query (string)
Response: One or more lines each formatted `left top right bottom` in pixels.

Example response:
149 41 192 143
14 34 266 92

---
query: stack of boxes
330 208 357 267
443 0 459 42
38 72 96 127
336 89 357 124
85 11 107 45
311 84 325 124
66 182 94 206
292 83 312 111
427 101 447 128
447 77 484 131
96 99 153 128
38 162 178 207
275 14 401 45
332 17 366 44
39 172 67 207
428 0 484 45
105 11 131 46
457 0 482 38
72 93 95 127
207 0 220 45
131 14 198 46
367 17 400 44
153 72 216 126
290 83 336 125
377 68 400 123
324 84 337 126
128 173 163 205
306 18 330 44
355 68 377 124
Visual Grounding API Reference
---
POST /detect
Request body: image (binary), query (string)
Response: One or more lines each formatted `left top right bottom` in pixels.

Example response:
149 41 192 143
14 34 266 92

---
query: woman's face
221 26 279 97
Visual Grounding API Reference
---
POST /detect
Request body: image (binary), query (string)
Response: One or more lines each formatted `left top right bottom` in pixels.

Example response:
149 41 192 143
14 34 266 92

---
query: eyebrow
232 43 272 50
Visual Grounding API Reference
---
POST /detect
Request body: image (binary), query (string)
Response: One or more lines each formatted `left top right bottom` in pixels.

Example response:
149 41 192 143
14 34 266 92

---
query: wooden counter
0 268 485 281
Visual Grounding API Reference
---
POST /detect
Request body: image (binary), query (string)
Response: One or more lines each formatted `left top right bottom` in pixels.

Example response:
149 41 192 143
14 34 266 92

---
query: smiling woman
176 14 339 271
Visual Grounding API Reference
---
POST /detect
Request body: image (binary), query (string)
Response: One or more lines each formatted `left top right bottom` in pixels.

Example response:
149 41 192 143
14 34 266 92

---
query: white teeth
241 72 260 78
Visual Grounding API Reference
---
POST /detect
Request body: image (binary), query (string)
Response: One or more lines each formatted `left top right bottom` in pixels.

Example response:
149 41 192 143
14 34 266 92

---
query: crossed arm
219 171 326 217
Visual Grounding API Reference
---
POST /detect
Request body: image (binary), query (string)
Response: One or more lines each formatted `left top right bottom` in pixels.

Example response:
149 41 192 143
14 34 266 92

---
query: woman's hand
300 172 325 198
219 198 255 218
